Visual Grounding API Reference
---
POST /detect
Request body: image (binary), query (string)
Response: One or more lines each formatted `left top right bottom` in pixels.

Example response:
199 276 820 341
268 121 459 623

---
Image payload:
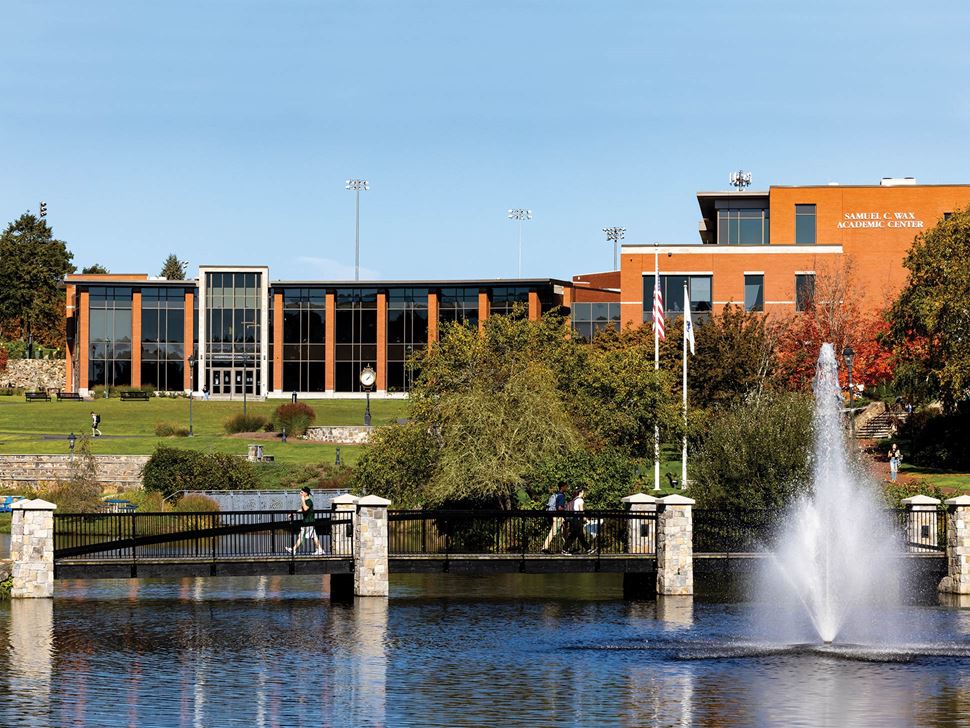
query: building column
10 499 57 598
130 289 142 387
528 290 540 320
656 494 694 596
325 291 336 392
78 290 90 396
427 290 439 344
902 495 942 553
272 290 283 393
354 495 391 597
64 284 76 392
330 493 359 599
478 290 489 333
376 291 387 393
183 289 194 392
939 495 970 594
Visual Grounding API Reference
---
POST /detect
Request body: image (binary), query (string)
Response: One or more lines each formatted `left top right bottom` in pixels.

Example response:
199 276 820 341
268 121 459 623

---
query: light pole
507 209 532 277
188 346 197 437
843 346 856 440
360 365 376 426
346 179 369 281
602 227 625 270
68 432 76 461
242 322 258 417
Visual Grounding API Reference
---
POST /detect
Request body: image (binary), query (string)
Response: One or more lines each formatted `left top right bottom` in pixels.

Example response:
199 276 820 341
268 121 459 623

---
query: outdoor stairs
0 455 148 490
854 411 907 440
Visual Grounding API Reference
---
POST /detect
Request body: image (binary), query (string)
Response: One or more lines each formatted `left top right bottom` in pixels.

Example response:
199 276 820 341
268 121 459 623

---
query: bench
25 391 51 402
120 391 150 401
56 392 83 401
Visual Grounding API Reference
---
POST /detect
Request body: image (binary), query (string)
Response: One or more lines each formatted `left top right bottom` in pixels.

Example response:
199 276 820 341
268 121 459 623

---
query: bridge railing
387 510 656 556
54 511 354 561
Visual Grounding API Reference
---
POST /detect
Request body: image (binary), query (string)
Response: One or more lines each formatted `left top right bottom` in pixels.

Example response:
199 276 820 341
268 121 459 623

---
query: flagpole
682 282 688 490
654 243 660 492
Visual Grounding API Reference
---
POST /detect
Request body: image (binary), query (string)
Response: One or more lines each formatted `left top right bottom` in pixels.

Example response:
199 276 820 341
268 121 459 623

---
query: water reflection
8 599 53 728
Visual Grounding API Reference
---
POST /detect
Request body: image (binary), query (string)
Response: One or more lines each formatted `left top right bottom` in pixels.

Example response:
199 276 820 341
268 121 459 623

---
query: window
571 302 620 340
335 288 378 392
280 288 326 392
88 287 133 389
795 204 816 244
744 275 764 312
141 288 186 391
717 208 770 245
386 288 428 392
489 287 530 318
795 274 815 311
642 275 712 320
439 288 480 329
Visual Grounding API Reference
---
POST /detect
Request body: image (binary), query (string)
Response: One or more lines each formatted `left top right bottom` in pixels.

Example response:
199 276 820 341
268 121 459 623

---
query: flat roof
63 276 571 287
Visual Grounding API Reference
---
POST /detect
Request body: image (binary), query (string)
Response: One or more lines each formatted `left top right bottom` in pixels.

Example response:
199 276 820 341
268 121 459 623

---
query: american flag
652 278 665 341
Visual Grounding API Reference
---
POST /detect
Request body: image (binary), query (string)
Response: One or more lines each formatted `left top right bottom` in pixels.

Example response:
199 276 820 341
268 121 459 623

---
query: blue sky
2 1 969 281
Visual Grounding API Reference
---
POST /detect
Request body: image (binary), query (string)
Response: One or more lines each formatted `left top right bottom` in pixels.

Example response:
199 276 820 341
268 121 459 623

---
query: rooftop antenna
729 170 752 192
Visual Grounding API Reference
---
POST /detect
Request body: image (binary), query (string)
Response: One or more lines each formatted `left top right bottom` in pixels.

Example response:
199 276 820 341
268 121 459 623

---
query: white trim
622 244 842 255
743 271 765 275
793 271 817 275
641 271 714 276
766 300 794 305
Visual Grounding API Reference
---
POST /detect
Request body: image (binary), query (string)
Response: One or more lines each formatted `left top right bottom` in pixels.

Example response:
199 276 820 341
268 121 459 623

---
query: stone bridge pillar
901 495 942 553
354 495 391 597
329 494 359 600
621 493 657 554
940 495 970 594
10 499 57 598
656 494 694 596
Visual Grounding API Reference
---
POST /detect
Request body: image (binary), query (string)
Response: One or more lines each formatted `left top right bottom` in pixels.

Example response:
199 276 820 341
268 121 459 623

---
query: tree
160 254 188 280
887 207 970 410
0 213 75 347
81 264 110 274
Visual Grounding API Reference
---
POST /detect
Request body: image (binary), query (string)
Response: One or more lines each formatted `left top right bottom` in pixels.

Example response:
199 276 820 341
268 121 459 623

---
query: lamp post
360 365 376 426
602 227 625 271
242 321 258 417
68 432 76 461
507 209 532 277
346 179 369 281
843 346 856 440
188 346 197 437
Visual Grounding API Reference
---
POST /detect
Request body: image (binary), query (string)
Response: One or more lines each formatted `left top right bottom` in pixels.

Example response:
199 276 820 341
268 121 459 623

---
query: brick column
183 289 195 391
10 499 57 598
325 291 336 392
478 290 489 333
528 290 540 320
656 494 694 596
427 290 439 344
354 495 391 597
78 290 90 395
621 492 657 554
902 494 942 553
376 291 387 393
273 290 284 393
940 495 970 594
130 289 142 387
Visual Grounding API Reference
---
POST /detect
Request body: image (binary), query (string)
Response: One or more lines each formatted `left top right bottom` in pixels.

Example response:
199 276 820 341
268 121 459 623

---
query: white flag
684 291 695 355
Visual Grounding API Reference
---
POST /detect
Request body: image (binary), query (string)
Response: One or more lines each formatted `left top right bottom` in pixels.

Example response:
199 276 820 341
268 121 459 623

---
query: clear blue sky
2 1 969 281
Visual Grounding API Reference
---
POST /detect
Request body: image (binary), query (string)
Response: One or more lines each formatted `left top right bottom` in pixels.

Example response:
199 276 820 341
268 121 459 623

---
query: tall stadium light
729 170 752 192
602 227 625 270
39 201 47 218
346 179 369 281
507 209 532 277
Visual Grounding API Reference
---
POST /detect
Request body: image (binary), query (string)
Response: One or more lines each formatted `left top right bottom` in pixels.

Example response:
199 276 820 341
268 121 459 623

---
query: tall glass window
335 288 377 392
439 288 480 329
571 302 620 340
141 288 185 390
387 288 428 392
717 208 770 245
204 271 263 394
795 274 816 311
744 275 764 312
642 275 713 318
281 288 326 392
88 287 133 389
489 287 530 318
795 204 817 244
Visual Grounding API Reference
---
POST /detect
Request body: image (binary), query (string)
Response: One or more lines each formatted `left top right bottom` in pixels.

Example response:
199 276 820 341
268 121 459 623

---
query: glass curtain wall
717 208 770 244
88 287 133 389
571 302 620 340
438 288 479 329
387 288 428 392
335 288 377 392
282 288 326 392
642 275 713 319
205 272 263 394
489 287 530 317
141 289 185 390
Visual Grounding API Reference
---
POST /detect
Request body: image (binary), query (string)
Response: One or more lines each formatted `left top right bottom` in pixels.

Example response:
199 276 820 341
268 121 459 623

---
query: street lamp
508 209 532 277
602 227 625 270
360 365 376 426
68 432 76 461
188 346 197 437
843 346 856 440
242 321 258 417
346 179 369 281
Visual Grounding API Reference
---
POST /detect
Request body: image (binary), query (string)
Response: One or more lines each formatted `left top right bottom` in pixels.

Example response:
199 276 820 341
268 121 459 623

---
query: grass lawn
898 463 970 493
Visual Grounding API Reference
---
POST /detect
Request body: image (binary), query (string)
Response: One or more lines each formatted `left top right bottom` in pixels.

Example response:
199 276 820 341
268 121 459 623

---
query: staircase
0 455 148 490
853 405 908 440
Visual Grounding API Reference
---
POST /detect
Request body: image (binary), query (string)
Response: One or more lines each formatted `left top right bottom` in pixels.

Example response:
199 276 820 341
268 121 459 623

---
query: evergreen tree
160 254 188 280
81 264 110 274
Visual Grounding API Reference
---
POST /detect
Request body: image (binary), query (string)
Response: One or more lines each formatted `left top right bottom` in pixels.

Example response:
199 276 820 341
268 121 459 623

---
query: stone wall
0 455 148 490
354 495 390 597
940 496 970 594
10 500 55 598
656 495 694 596
304 426 373 444
0 360 64 390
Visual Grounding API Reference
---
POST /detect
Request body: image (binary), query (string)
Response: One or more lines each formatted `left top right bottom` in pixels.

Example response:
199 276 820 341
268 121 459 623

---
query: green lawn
899 463 970 493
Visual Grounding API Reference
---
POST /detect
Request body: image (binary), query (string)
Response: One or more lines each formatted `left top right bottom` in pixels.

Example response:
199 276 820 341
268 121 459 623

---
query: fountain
756 343 904 645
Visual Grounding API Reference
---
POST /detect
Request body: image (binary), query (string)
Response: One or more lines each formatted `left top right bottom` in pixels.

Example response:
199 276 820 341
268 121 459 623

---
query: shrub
223 413 270 434
897 406 970 471
272 402 317 437
155 421 190 437
350 422 438 508
172 494 220 512
142 446 259 498
528 447 641 510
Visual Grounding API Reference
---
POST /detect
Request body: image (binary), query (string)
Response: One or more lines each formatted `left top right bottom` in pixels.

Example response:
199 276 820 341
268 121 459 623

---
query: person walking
889 443 902 483
202 384 209 401
90 411 102 438
562 489 593 554
541 483 568 553
286 486 325 555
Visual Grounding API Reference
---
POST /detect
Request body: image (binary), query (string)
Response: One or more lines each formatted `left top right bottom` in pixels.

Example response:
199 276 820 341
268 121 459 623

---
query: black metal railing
692 508 777 553
54 511 354 561
387 510 657 556
888 508 948 553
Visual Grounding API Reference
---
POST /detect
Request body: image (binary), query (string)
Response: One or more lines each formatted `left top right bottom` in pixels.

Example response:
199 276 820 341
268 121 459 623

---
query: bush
897 406 970 471
223 413 270 434
142 446 259 498
155 421 190 437
272 402 316 437
528 448 641 510
351 422 438 507
172 494 220 512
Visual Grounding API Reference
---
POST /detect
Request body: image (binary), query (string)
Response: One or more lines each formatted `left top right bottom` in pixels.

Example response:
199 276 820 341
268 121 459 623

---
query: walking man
889 443 901 483
90 411 102 438
286 486 325 555
541 483 568 553
563 488 593 554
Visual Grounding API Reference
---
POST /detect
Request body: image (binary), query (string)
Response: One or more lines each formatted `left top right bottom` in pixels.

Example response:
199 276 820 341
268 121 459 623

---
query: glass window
334 288 378 392
795 204 816 244
744 275 764 312
439 288 480 329
642 275 713 320
386 288 428 392
796 274 815 311
716 208 769 245
278 287 327 392
570 301 620 340
87 287 133 389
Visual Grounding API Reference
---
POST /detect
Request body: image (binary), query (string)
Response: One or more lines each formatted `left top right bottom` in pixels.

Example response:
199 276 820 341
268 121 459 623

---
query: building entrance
209 367 258 399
